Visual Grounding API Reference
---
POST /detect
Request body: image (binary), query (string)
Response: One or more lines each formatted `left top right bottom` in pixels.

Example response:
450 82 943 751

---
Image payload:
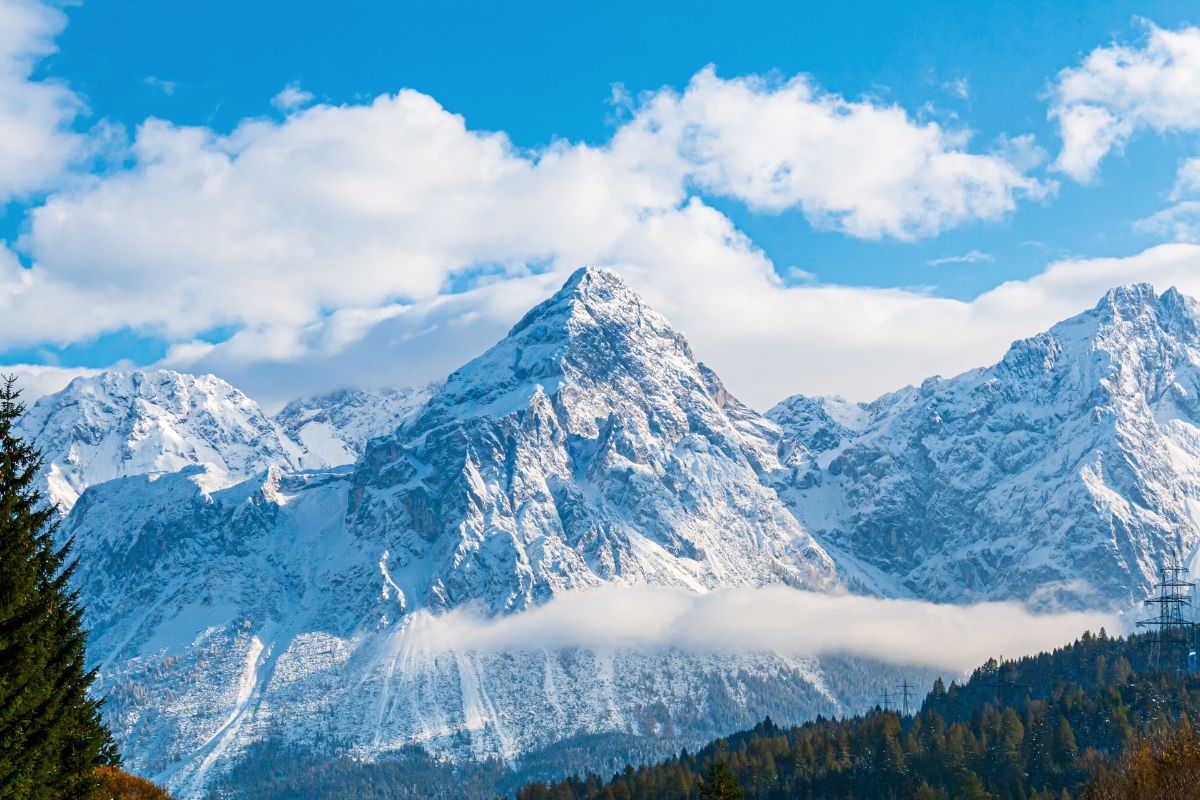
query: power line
1135 559 1197 675
895 678 914 717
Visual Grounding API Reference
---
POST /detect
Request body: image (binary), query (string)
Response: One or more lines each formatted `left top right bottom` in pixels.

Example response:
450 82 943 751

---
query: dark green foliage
699 760 742 800
0 376 116 798
206 741 510 800
513 630 1200 800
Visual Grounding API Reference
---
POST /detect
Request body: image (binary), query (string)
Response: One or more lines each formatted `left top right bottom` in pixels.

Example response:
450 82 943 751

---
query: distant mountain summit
18 370 437 511
771 283 1200 608
275 385 435 469
15 369 300 511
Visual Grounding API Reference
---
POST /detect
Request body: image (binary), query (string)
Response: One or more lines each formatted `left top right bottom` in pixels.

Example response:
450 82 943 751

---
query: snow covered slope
274 385 435 469
63 268 846 796
770 284 1200 609
15 370 302 511
48 274 1200 796
348 267 837 612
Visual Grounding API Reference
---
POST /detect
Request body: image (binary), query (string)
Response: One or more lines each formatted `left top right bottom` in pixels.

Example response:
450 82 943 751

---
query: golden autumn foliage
1081 718 1200 800
94 766 173 800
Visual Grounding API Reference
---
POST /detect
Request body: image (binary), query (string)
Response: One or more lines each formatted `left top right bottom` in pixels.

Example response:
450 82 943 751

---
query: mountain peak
560 264 629 295
1097 282 1157 312
17 367 300 511
428 267 692 422
1074 282 1200 345
507 266 651 338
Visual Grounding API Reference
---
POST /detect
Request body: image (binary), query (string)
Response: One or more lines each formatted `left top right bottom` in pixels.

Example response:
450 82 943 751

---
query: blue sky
5 0 1200 407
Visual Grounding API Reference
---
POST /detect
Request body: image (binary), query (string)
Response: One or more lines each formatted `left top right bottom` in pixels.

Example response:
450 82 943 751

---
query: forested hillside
513 631 1200 800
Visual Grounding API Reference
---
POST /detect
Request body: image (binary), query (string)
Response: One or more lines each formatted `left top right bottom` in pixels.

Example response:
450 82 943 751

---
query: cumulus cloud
3 7 1194 411
1051 22 1200 182
615 68 1048 239
0 61 1047 362
394 585 1119 674
0 0 84 199
1171 156 1200 199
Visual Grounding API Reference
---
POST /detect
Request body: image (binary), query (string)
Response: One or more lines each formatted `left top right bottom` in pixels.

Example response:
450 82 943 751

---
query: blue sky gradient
5 1 1200 406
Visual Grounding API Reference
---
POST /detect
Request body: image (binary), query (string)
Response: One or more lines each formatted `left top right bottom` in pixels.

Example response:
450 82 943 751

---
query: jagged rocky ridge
275 385 436 470
57 269 852 797
31 271 1200 796
16 371 430 511
769 284 1200 608
346 267 837 612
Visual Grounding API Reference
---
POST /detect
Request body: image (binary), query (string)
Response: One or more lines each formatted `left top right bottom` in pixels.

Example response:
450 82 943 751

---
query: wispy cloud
944 77 970 100
143 75 176 96
395 585 1120 673
1134 200 1200 243
271 82 314 111
927 249 994 266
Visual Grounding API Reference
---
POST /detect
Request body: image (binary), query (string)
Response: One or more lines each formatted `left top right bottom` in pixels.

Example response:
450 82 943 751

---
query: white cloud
618 67 1047 239
5 10 1193 412
0 61 1050 405
394 585 1119 674
1134 200 1200 243
927 249 993 266
172 241 1200 412
271 82 314 111
2 362 99 401
945 77 970 100
1051 22 1200 182
1171 157 1200 199
0 0 84 200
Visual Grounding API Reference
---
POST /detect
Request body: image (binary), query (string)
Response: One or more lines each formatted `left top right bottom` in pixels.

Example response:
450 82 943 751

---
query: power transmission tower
1136 560 1197 674
896 679 914 717
877 687 891 713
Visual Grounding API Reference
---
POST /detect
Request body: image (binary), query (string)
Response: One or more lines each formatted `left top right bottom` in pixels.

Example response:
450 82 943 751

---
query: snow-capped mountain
348 267 837 612
770 284 1200 609
17 370 435 512
274 385 435 469
35 273 1200 796
61 268 848 796
15 370 302 511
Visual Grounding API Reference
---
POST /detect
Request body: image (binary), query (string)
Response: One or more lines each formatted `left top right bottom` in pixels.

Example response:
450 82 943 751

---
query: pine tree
0 376 115 798
700 760 743 800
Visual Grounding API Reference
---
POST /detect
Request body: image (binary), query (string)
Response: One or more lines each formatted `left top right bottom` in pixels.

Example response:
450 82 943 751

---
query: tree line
513 631 1200 800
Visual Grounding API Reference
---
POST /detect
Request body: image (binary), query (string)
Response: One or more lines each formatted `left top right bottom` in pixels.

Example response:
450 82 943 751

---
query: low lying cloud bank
399 585 1121 674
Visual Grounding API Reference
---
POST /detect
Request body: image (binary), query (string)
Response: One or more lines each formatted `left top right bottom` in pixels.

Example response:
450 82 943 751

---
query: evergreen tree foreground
0 376 118 798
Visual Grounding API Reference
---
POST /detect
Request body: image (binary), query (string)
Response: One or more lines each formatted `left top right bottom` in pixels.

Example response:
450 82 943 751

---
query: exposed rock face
39 273 1200 797
15 370 301 511
347 267 838 612
771 284 1200 608
59 268 843 797
274 385 436 469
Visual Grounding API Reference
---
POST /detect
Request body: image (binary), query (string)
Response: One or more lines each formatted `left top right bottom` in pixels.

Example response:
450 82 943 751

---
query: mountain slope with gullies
346 266 838 612
770 284 1200 608
59 268 851 797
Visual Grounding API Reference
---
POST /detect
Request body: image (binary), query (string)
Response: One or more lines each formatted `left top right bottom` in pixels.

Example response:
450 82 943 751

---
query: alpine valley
20 268 1200 798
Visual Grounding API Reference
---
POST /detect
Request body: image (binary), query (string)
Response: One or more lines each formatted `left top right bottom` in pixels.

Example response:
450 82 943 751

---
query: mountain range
17 268 1200 797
